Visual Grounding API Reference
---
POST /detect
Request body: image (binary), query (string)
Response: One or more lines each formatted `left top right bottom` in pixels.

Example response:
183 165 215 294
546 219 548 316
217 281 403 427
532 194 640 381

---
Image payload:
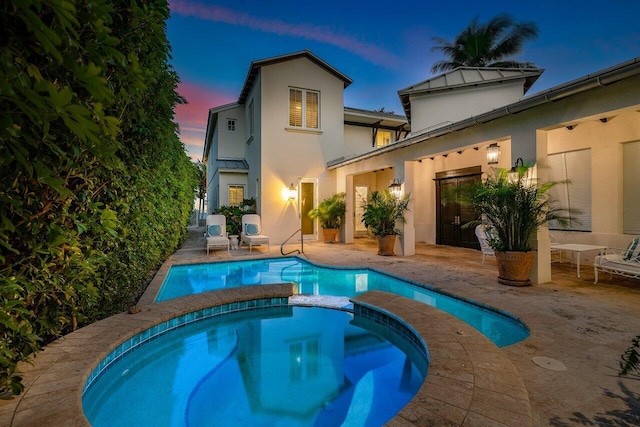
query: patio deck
2 227 639 426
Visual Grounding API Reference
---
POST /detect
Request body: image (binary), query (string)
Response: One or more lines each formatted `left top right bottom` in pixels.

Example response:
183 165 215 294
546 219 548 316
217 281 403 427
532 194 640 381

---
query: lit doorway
299 180 317 239
354 186 369 236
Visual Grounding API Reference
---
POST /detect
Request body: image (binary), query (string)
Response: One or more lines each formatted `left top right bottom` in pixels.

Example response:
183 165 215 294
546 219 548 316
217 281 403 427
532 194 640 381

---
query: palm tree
430 14 539 74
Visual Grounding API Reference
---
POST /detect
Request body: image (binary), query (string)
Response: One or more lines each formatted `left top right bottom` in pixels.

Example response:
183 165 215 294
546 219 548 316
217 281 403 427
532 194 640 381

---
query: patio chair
593 237 640 283
205 214 230 255
550 233 563 263
241 214 270 252
475 225 495 263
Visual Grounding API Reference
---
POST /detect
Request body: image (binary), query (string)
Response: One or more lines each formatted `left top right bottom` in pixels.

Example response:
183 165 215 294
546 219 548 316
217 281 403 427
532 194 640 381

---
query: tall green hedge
0 0 198 394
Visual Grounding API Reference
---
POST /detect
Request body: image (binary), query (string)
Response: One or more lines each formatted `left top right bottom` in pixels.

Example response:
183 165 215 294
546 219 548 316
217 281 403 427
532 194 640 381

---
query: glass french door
300 181 317 239
354 186 368 236
436 174 480 249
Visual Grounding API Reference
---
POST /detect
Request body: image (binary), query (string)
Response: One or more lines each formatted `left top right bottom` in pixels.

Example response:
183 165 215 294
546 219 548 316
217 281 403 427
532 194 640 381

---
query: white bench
593 239 640 284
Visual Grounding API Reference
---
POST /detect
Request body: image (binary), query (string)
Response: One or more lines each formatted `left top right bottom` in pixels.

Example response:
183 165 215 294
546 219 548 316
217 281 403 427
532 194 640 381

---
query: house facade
203 51 640 283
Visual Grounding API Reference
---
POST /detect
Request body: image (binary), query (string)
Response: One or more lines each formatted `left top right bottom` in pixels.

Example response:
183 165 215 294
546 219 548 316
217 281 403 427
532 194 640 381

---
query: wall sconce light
508 158 524 182
388 178 402 198
486 143 501 165
284 183 297 201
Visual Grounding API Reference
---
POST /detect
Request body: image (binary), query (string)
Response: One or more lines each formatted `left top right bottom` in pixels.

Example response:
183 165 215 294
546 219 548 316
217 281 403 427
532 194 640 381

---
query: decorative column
531 129 552 284
398 160 415 256
343 174 354 244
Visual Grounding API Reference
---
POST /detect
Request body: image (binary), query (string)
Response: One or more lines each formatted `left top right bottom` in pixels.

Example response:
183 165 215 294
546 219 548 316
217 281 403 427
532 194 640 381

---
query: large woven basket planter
376 235 396 256
495 251 534 286
322 228 338 243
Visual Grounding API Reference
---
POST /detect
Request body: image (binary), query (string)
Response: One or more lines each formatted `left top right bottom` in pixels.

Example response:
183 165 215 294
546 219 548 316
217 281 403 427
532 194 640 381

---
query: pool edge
5 285 532 427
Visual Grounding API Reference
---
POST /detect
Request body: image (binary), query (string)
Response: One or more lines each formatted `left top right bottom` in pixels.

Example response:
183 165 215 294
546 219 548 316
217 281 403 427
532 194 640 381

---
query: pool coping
2 286 532 426
353 291 532 426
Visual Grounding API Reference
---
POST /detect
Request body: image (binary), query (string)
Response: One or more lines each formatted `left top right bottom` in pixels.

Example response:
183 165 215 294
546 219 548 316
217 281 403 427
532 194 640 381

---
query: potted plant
361 189 410 256
308 192 346 243
460 164 570 286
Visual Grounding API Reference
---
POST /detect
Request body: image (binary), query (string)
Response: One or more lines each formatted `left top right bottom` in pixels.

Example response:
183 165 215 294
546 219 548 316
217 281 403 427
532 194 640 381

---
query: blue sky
167 0 640 160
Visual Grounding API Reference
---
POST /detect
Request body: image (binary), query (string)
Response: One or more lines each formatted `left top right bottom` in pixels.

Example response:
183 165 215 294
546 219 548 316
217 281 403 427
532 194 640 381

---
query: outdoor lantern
486 143 500 165
287 183 297 201
508 158 524 182
388 178 402 197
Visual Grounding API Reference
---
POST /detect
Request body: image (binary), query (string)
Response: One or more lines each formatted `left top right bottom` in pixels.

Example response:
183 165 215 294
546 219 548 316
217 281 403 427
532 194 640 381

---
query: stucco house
203 50 640 283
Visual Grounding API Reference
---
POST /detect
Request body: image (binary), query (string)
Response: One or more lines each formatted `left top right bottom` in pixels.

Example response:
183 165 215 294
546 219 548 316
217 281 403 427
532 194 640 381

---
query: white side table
549 243 607 278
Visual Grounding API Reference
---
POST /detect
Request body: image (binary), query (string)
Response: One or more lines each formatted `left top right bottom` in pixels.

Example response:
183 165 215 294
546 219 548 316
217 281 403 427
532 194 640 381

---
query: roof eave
330 57 640 170
238 50 353 105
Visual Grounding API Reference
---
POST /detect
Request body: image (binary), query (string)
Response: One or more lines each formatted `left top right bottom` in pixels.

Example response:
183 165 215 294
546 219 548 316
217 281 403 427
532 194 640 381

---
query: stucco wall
217 105 246 159
410 81 524 134
257 57 345 244
245 75 262 211
546 110 640 249
344 124 374 158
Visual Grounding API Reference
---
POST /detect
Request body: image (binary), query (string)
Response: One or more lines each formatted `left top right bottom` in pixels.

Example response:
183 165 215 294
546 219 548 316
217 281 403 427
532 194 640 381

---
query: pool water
83 306 426 427
156 258 529 347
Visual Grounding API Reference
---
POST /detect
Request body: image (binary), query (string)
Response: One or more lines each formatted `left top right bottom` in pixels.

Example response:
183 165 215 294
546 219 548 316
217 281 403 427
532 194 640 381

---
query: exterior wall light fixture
388 178 402 198
286 183 297 201
486 143 501 165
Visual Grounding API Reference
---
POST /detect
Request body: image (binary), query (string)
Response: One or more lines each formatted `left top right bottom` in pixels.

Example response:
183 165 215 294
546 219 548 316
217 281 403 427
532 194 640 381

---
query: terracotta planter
376 235 396 256
495 251 534 286
322 228 338 243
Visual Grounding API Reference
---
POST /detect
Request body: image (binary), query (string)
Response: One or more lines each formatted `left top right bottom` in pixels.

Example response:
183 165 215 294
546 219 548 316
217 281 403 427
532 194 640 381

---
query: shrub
0 0 197 394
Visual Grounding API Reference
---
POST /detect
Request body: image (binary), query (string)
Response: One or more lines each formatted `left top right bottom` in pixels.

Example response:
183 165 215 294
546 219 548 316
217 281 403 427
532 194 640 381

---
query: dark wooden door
300 182 315 236
436 168 481 249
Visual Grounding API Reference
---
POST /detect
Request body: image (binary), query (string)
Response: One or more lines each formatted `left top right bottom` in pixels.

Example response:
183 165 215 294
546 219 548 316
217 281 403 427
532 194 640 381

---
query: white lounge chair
205 214 230 255
593 238 640 283
241 214 270 252
475 225 495 263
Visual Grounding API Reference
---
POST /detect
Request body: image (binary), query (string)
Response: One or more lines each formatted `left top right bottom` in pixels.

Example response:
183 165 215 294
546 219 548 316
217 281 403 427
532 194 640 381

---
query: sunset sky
167 0 640 160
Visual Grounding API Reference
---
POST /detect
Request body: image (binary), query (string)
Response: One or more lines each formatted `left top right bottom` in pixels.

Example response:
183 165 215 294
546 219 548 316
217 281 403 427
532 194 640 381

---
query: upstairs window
227 119 236 132
376 130 392 147
289 88 319 129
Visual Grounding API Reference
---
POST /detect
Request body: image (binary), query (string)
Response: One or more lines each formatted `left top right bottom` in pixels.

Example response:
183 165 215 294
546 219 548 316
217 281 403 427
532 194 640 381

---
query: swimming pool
156 257 529 347
83 305 427 427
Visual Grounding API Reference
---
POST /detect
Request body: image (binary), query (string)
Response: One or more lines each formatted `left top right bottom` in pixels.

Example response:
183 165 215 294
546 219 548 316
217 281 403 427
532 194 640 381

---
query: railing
281 228 304 256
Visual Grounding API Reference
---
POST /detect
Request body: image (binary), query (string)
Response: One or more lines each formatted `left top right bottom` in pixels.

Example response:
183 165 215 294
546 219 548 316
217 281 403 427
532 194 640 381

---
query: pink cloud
174 81 235 160
170 0 400 67
175 81 235 130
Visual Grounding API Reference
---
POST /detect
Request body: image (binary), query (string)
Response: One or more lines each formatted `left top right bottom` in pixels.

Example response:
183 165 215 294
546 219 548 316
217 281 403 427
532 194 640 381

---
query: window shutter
547 149 591 231
305 91 318 129
624 141 640 234
289 89 302 127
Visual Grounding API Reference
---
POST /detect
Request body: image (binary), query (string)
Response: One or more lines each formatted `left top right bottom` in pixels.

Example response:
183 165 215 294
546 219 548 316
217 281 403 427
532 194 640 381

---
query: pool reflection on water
83 306 426 427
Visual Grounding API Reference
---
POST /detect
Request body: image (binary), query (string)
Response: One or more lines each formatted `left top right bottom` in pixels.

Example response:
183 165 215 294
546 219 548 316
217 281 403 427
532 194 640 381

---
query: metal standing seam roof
397 67 543 123
216 159 249 171
328 57 640 170
398 67 543 95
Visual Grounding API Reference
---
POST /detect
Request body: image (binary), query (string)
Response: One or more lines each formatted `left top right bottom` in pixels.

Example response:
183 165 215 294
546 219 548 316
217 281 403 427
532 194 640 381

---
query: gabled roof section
203 102 240 161
398 67 543 122
238 50 353 105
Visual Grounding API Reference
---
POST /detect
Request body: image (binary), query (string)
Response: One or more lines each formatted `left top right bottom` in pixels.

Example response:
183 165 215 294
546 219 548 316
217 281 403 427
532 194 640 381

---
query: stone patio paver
2 227 639 426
